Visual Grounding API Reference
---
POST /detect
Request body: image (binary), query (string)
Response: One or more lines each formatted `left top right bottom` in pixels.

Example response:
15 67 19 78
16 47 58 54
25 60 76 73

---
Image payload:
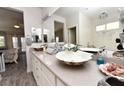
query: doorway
68 26 77 45
54 21 64 42
0 7 26 65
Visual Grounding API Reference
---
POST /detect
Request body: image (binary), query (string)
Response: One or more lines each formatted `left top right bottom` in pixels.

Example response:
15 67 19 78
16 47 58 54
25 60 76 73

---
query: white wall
78 11 93 47
65 12 79 44
11 7 42 72
66 13 79 28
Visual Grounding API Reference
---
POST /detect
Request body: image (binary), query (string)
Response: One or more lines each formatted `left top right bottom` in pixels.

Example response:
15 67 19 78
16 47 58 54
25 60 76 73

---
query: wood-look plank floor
0 52 37 86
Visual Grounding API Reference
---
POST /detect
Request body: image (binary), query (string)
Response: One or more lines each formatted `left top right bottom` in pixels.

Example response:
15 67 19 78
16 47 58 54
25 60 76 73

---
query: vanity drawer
34 66 43 86
31 56 42 85
35 65 55 86
32 55 42 69
42 64 55 85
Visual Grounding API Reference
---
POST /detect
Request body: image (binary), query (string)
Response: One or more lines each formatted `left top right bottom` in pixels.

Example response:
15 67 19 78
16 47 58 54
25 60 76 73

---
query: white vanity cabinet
30 49 108 86
31 53 67 86
31 53 58 86
31 54 42 85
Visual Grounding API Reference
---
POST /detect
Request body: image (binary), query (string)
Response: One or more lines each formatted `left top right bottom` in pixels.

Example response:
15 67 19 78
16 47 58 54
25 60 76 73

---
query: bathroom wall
65 12 79 44
65 12 79 28
78 11 93 47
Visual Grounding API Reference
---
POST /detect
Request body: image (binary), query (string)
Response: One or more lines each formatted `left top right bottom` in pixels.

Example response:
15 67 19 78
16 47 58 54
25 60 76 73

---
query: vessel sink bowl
56 50 93 65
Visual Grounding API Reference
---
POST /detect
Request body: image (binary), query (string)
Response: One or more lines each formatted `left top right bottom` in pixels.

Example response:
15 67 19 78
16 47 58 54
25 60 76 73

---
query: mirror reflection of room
53 7 124 51
54 21 64 42
31 27 48 43
68 26 77 45
32 7 124 53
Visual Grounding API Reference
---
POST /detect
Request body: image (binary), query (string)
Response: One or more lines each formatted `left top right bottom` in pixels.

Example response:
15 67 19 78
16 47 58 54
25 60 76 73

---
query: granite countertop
31 50 124 86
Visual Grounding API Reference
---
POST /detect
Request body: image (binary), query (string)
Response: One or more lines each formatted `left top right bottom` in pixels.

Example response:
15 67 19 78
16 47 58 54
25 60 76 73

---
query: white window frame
96 21 120 32
96 25 106 31
0 35 6 48
12 37 18 48
106 21 119 30
21 37 26 52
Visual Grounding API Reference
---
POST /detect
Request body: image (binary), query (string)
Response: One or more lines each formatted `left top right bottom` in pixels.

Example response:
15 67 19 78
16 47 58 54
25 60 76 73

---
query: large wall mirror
32 7 124 51
32 7 79 44
53 7 124 51
54 7 79 44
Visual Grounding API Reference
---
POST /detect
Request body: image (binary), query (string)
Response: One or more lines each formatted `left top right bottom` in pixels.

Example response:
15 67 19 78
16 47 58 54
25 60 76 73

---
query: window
96 25 105 31
0 36 5 47
12 37 18 48
106 21 119 30
21 37 26 51
96 21 119 32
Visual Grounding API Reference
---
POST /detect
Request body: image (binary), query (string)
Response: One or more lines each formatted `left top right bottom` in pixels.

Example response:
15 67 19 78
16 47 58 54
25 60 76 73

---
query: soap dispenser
96 51 105 65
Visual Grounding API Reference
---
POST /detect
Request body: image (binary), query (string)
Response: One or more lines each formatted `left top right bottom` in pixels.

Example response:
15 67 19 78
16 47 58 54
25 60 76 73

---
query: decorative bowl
56 50 93 65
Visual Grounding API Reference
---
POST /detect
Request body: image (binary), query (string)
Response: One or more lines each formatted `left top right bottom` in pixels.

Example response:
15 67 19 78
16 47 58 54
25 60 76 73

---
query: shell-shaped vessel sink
56 50 93 65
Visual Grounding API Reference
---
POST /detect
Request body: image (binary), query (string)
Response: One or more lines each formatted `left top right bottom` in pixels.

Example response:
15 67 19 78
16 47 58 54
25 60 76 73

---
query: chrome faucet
72 44 82 52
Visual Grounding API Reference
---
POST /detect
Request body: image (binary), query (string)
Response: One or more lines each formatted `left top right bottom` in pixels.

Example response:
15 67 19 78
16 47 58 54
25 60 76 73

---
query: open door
54 21 64 42
68 26 77 44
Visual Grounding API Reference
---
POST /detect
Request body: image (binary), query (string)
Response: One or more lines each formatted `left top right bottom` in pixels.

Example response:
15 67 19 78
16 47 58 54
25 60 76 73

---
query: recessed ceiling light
14 25 20 28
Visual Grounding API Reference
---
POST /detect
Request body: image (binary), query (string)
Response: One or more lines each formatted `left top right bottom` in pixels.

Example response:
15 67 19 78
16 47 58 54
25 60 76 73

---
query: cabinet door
33 55 42 69
41 72 53 86
42 65 55 85
35 66 53 86
31 55 42 85
31 54 56 86
34 66 43 86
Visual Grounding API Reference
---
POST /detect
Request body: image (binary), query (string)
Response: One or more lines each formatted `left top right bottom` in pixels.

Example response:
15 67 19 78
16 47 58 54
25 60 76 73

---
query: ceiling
0 7 24 32
55 7 123 19
55 7 79 18
84 7 121 19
